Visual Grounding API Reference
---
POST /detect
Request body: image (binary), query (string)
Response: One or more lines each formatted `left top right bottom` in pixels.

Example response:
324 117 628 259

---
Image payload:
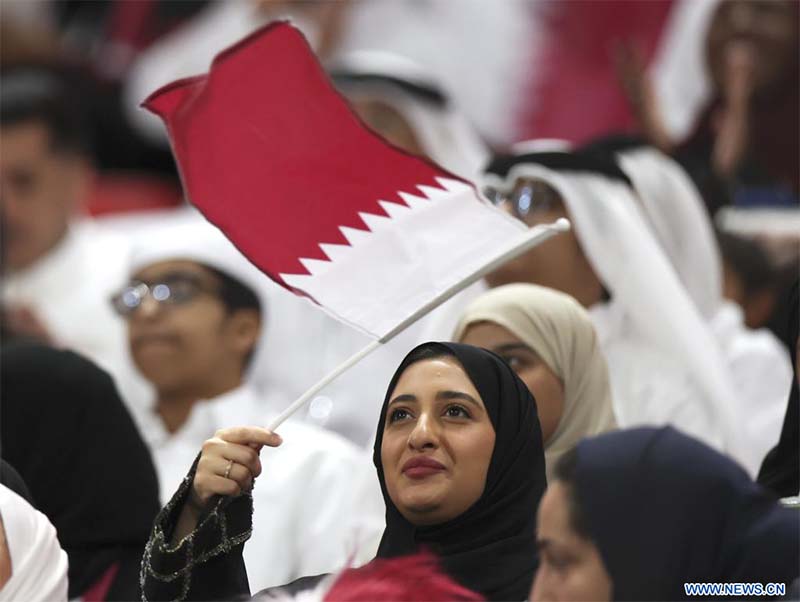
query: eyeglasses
110 275 218 317
487 180 563 225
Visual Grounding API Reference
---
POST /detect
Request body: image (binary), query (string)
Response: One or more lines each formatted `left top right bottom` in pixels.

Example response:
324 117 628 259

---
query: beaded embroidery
139 458 253 602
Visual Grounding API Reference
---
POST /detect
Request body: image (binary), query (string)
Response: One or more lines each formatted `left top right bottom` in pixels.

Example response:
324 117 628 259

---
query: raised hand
612 38 674 153
173 426 283 543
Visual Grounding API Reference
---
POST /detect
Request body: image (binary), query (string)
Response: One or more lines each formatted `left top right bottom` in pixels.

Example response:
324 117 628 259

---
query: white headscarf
451 283 617 481
482 149 762 474
616 146 723 319
128 211 268 298
615 146 792 469
328 50 489 180
0 484 68 602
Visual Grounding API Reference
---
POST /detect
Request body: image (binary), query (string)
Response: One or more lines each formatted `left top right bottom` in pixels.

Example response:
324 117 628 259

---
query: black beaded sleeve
139 455 253 602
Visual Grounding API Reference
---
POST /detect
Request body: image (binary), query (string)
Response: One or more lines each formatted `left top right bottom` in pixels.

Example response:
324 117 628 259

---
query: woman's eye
444 405 470 419
389 408 411 422
546 553 573 572
502 355 524 370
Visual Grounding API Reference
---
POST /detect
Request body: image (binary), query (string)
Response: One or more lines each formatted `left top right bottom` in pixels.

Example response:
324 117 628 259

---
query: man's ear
227 309 261 358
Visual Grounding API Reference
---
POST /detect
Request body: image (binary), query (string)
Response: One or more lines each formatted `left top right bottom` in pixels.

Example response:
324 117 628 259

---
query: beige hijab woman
452 283 616 481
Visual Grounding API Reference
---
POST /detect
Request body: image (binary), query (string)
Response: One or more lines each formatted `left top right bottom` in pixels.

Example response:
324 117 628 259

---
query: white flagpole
267 218 571 430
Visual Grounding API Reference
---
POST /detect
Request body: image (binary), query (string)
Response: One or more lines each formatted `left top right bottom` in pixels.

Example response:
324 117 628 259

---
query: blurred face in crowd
530 481 612 602
123 260 260 398
0 120 90 272
349 97 426 157
485 178 604 308
460 321 564 443
380 356 496 526
706 0 799 99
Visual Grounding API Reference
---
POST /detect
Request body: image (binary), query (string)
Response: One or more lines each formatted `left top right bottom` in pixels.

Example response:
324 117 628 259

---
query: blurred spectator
0 67 149 410
329 51 488 179
582 136 792 456
521 0 674 144
718 229 781 330
115 218 380 592
51 1 211 81
1 6 180 179
718 228 800 360
0 9 61 67
0 343 160 600
627 0 799 211
123 0 532 148
479 146 779 475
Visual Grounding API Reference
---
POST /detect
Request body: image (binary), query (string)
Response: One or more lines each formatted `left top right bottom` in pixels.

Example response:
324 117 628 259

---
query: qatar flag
143 22 563 344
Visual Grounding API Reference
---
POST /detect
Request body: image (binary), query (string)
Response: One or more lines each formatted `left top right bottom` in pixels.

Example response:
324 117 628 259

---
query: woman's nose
408 413 440 451
528 567 553 602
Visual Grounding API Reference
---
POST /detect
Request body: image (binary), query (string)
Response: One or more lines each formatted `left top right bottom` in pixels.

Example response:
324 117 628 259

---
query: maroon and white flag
143 22 565 348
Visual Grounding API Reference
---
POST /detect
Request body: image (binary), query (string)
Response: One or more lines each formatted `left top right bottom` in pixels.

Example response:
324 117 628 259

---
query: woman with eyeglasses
111 217 380 593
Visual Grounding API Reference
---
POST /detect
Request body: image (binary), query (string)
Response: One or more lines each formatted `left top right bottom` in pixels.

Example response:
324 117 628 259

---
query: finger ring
224 459 234 479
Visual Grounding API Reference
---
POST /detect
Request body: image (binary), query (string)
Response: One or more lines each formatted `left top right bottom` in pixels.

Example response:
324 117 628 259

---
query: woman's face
485 178 604 308
706 0 799 99
530 481 612 602
459 322 564 443
380 356 496 526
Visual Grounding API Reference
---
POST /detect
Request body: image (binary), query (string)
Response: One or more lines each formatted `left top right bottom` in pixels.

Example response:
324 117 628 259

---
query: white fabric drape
618 147 792 468
0 485 68 602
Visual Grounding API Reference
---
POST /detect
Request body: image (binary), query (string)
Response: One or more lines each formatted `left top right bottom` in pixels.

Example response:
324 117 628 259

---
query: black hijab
573 427 800 601
758 280 799 497
372 342 546 601
0 343 161 600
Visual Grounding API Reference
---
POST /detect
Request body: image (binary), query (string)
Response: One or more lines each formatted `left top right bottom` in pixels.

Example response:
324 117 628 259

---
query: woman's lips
402 456 446 479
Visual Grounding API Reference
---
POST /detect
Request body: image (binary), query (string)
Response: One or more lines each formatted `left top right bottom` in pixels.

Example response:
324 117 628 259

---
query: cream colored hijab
452 283 616 481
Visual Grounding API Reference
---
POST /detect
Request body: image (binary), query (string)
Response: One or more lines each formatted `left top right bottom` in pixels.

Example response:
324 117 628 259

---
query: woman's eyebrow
388 394 417 406
494 342 534 354
436 390 483 409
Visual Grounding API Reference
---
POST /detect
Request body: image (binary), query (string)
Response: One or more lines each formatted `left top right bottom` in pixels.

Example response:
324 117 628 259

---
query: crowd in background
0 1 798 601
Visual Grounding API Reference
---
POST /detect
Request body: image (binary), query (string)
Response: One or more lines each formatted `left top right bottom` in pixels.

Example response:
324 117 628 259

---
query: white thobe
590 303 721 444
141 384 382 592
710 302 793 467
594 300 793 474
